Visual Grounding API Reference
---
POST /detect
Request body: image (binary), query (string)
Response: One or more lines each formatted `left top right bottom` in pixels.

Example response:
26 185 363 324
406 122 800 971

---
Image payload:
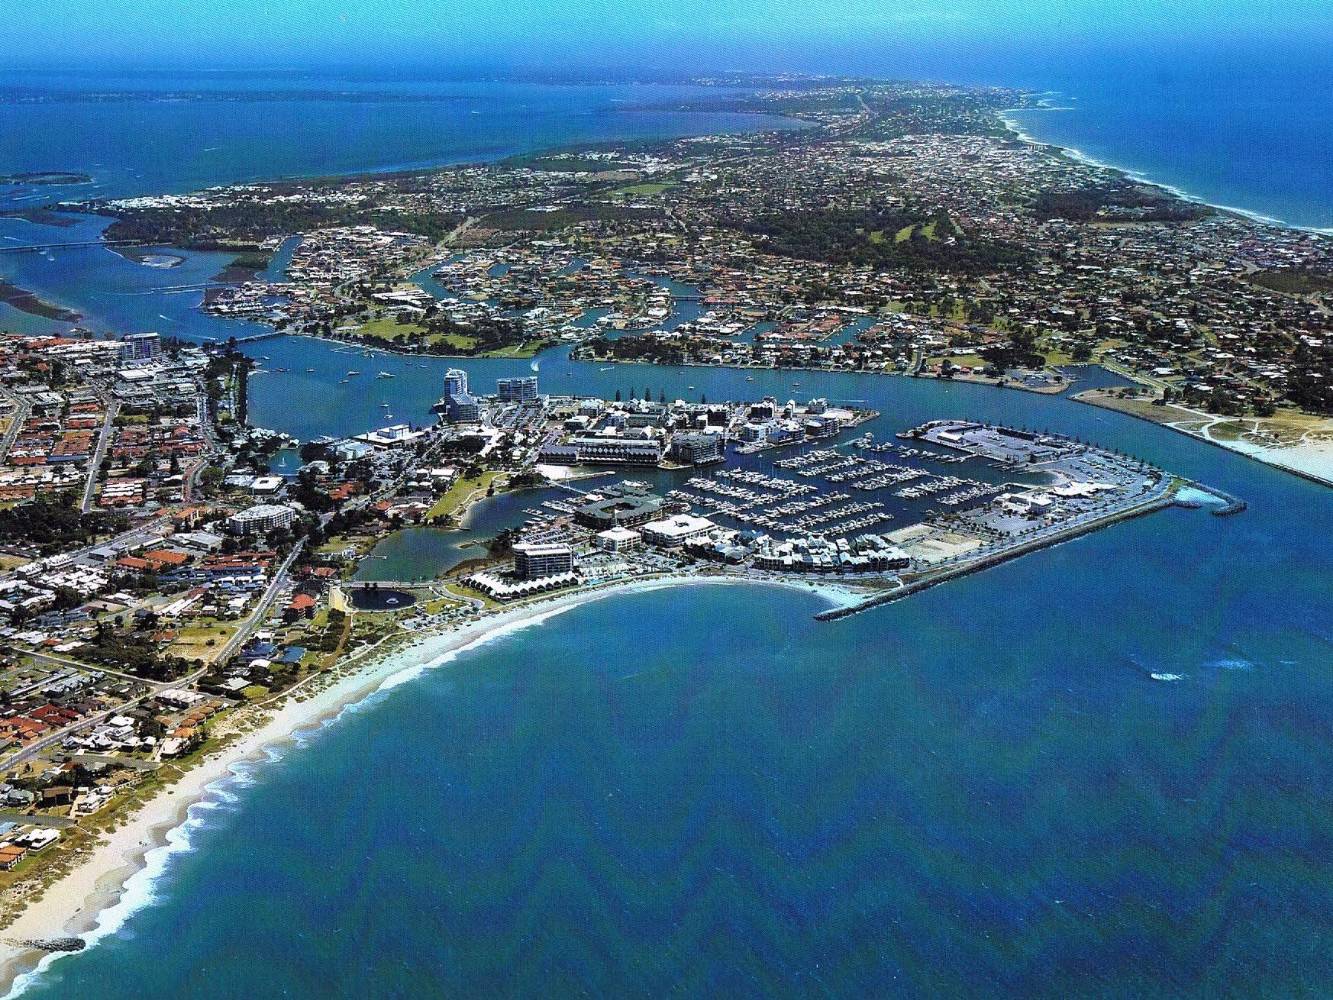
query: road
19 649 159 688
79 398 119 513
0 541 305 772
0 388 31 463
1101 358 1171 394
0 515 175 588
817 478 1178 622
215 540 305 663
0 665 208 773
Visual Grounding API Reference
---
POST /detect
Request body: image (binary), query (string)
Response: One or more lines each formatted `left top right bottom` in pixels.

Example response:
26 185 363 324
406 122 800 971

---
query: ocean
997 49 1333 229
2 66 1333 997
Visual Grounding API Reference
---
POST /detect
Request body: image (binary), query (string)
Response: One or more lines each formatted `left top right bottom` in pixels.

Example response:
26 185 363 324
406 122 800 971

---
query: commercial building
670 433 723 465
574 488 666 530
595 526 643 553
641 514 716 547
226 503 297 536
581 437 661 465
435 390 480 423
119 332 161 364
464 570 578 601
513 542 575 580
496 376 539 403
433 368 481 422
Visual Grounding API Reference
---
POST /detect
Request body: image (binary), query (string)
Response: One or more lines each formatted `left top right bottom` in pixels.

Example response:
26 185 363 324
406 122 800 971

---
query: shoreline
0 572 855 998
1073 388 1333 489
1000 103 1333 236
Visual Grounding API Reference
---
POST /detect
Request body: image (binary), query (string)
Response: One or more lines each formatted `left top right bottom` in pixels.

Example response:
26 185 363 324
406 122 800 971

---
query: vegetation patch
1249 270 1333 295
736 207 1029 275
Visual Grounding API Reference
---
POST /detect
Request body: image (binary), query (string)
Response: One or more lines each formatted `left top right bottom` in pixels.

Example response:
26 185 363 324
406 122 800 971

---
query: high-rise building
443 393 480 422
513 542 575 580
443 368 469 397
496 376 539 403
120 332 161 364
434 368 479 422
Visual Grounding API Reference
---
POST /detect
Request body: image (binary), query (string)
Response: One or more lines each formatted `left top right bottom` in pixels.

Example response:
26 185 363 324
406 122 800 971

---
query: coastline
1073 388 1333 488
994 105 1333 488
1000 103 1333 236
0 572 856 998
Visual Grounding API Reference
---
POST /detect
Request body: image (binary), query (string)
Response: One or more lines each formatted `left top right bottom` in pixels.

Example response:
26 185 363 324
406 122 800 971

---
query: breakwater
815 493 1177 621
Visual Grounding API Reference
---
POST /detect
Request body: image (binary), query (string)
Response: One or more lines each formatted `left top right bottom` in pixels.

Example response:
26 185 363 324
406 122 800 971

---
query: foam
1002 101 1327 234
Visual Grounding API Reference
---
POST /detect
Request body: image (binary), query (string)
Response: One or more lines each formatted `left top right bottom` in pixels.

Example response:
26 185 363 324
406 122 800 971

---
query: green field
612 181 674 198
426 471 507 522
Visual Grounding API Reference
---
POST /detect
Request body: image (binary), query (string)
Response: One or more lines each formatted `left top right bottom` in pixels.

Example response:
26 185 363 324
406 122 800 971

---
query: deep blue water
14 343 1333 997
3 66 1333 998
13 470 1333 997
1002 51 1333 229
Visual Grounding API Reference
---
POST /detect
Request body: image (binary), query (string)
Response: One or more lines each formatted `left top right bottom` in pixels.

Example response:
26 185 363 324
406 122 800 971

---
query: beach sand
1074 388 1333 488
0 572 858 996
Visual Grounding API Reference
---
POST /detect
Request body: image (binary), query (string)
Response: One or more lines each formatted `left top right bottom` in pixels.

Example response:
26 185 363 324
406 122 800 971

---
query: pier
0 239 149 255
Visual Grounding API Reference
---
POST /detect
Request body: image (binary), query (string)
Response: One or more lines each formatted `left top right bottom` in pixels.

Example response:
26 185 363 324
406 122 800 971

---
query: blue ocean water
13 343 1333 997
0 73 800 336
13 472 1333 997
2 66 1333 997
1000 49 1333 229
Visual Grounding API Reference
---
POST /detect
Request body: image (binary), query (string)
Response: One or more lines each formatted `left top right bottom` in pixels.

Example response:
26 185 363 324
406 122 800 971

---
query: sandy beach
0 572 858 996
1074 388 1333 488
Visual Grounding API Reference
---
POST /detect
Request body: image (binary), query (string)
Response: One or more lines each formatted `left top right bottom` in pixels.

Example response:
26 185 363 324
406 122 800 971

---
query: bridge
343 579 434 590
0 239 150 255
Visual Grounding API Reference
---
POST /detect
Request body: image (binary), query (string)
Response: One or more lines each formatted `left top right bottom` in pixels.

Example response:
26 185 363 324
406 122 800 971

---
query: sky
6 0 1333 76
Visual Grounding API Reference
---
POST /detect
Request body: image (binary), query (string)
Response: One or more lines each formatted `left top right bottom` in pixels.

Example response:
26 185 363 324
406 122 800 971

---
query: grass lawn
168 620 239 662
480 339 547 358
613 182 674 197
353 317 428 343
426 471 507 522
422 596 465 614
443 580 502 611
435 332 480 351
931 353 989 369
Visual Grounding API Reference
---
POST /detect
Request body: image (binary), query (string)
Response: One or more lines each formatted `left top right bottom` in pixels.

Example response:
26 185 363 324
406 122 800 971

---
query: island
0 172 92 187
